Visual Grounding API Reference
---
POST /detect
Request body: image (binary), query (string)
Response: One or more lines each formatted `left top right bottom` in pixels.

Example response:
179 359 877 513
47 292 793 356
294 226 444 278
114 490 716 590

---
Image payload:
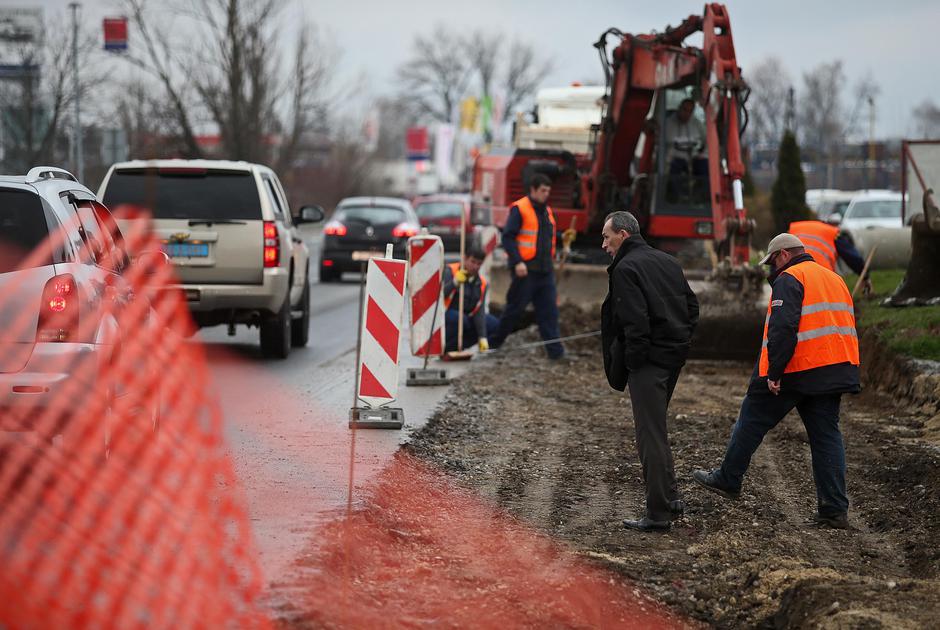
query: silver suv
98 160 323 358
0 166 160 443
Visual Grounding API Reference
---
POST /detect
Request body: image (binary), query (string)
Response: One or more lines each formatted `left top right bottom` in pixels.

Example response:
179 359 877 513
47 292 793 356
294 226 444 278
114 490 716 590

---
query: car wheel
291 279 310 347
260 297 291 359
319 264 337 283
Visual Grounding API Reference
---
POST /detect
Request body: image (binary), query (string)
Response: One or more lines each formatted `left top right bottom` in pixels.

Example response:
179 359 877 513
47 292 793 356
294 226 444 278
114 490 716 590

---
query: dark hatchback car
319 197 420 282
412 194 472 253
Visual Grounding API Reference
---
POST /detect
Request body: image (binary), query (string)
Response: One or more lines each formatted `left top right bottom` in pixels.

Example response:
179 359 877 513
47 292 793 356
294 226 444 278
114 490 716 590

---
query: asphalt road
196 226 469 603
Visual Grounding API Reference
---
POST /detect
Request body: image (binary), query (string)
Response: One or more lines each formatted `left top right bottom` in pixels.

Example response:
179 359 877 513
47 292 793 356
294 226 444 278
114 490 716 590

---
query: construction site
1 1 939 628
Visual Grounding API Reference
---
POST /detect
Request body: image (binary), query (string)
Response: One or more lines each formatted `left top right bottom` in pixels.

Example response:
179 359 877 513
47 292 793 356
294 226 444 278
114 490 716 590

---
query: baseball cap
758 233 805 265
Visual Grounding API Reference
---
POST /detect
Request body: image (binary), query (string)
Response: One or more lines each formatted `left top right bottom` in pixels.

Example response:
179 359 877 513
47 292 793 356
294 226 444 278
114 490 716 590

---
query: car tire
291 279 310 348
261 297 291 359
319 264 337 283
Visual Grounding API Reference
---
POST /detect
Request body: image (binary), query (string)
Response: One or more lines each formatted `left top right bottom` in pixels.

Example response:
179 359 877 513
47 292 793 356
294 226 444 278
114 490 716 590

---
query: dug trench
402 305 940 628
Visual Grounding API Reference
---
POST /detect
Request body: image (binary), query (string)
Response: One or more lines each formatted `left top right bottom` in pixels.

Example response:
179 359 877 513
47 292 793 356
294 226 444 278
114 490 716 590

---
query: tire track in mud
409 343 940 628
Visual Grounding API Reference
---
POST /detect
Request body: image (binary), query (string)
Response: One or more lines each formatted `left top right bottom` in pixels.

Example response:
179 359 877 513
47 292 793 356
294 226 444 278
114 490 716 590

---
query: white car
0 166 162 449
834 191 911 270
834 191 905 230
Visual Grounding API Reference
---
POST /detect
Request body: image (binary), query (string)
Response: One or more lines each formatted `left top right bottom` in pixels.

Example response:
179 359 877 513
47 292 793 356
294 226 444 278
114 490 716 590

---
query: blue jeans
444 310 499 351
492 270 563 358
716 390 848 517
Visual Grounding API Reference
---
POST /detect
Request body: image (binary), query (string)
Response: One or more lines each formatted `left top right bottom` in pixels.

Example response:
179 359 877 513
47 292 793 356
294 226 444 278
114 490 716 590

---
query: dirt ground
405 308 940 628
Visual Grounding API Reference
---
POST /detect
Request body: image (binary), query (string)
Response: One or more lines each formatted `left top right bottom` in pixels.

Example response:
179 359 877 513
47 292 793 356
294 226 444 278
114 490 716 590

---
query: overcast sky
15 0 940 138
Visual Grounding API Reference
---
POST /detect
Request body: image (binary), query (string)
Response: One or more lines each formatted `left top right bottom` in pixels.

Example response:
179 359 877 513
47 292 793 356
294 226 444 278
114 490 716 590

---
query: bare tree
121 0 336 166
911 100 940 138
0 16 103 172
745 56 792 147
501 39 552 123
465 31 500 102
800 61 848 187
397 25 473 123
123 0 204 157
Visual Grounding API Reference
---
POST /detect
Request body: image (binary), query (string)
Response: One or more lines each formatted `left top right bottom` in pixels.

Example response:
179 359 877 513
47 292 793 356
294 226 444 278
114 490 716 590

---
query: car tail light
392 222 418 238
323 220 347 236
322 259 334 267
263 221 279 267
37 274 79 343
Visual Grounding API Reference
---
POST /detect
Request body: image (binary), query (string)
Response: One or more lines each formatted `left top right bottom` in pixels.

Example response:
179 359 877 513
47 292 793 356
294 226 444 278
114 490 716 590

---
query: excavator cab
651 87 712 215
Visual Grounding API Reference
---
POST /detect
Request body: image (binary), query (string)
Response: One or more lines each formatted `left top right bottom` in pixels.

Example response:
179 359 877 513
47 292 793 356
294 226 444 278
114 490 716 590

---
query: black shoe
692 469 741 500
809 513 850 530
669 500 685 518
623 517 672 532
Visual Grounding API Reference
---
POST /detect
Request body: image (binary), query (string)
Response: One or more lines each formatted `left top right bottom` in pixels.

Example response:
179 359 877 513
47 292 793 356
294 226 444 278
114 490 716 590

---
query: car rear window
850 200 901 219
102 169 262 220
336 206 405 225
415 202 463 220
0 189 54 273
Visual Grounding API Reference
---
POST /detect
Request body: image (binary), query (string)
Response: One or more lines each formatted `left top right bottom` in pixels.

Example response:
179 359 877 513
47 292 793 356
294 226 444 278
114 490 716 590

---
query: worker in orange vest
442 245 498 352
694 233 860 529
788 219 872 294
489 172 565 359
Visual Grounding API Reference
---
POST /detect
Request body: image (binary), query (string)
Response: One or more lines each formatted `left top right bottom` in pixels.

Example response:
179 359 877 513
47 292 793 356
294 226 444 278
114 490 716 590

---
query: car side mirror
827 212 842 225
298 205 325 224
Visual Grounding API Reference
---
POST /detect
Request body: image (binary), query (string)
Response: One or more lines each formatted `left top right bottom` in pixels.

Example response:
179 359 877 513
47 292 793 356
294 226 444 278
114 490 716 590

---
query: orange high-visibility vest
758 260 859 377
513 196 556 261
788 221 840 271
444 262 487 316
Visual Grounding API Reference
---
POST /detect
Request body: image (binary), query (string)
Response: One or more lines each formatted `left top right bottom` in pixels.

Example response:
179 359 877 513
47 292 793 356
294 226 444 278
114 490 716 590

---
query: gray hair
605 211 641 235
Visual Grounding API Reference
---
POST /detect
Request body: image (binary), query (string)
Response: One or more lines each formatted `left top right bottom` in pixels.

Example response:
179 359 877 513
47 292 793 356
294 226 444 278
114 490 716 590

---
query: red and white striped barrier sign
479 225 501 291
407 235 445 357
357 255 408 407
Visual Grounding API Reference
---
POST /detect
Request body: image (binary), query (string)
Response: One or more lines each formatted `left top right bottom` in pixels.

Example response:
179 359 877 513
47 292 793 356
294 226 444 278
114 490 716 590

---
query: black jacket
602 236 699 391
749 252 861 395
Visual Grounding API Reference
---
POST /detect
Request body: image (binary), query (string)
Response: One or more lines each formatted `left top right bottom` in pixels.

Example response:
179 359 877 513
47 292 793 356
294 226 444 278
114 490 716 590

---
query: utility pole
867 96 876 189
69 2 83 182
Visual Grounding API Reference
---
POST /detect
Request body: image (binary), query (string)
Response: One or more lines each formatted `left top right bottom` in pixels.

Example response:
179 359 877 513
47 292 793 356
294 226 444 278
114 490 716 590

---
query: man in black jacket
601 211 699 532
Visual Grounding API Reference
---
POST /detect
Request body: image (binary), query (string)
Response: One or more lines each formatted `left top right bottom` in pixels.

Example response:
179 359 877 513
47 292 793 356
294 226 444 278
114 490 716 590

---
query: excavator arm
586 3 752 264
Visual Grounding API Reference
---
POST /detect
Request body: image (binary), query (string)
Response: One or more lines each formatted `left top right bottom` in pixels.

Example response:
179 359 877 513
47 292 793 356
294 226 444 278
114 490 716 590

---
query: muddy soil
406 309 940 628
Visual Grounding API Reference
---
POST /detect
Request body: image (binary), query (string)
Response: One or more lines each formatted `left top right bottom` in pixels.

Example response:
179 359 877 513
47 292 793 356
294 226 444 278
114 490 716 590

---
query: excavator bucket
887 191 940 305
487 257 768 361
888 140 940 306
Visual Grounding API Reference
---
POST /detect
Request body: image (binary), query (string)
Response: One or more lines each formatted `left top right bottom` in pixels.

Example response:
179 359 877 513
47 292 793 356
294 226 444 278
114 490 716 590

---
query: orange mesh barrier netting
280 453 685 629
0 208 267 628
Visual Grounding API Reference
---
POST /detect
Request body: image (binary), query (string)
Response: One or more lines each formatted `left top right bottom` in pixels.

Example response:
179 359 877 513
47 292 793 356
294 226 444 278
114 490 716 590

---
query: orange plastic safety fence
0 208 267 628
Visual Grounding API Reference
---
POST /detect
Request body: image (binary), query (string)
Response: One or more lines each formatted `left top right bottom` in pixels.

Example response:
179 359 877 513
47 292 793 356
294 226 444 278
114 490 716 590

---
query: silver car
0 167 161 449
98 160 324 358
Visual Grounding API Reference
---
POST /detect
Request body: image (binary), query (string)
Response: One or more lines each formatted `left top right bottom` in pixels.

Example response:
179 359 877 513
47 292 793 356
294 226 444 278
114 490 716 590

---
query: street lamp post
69 2 83 182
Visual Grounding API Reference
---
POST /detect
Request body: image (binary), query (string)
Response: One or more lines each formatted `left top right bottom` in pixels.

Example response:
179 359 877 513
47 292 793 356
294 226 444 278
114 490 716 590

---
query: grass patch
844 269 940 361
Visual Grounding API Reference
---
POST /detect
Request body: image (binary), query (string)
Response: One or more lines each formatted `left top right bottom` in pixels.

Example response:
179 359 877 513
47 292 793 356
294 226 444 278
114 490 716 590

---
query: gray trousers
627 363 682 521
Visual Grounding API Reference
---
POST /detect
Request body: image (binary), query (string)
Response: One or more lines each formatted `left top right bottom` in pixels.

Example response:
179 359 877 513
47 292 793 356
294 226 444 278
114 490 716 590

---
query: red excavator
472 3 755 271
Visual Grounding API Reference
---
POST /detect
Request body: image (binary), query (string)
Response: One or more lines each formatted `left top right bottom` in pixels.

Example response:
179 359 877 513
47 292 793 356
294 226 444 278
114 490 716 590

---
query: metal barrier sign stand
349 244 406 429
405 234 449 386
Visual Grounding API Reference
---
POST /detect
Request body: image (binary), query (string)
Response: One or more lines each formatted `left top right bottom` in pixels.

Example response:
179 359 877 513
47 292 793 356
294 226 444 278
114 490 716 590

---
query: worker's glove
454 268 468 284
862 277 873 297
562 227 578 247
478 338 489 352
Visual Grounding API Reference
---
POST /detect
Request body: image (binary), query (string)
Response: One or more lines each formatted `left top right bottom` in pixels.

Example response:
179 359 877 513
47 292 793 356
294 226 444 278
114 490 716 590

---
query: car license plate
162 242 209 258
429 225 456 234
352 250 382 261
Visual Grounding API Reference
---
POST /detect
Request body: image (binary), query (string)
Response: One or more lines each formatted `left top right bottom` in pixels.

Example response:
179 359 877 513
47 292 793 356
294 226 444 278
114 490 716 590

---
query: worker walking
490 173 564 359
442 246 498 352
788 219 872 293
693 233 860 529
601 211 699 532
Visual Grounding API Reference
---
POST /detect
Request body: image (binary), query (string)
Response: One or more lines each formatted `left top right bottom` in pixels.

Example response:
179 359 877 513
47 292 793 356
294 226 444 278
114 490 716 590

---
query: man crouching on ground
601 211 699 532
